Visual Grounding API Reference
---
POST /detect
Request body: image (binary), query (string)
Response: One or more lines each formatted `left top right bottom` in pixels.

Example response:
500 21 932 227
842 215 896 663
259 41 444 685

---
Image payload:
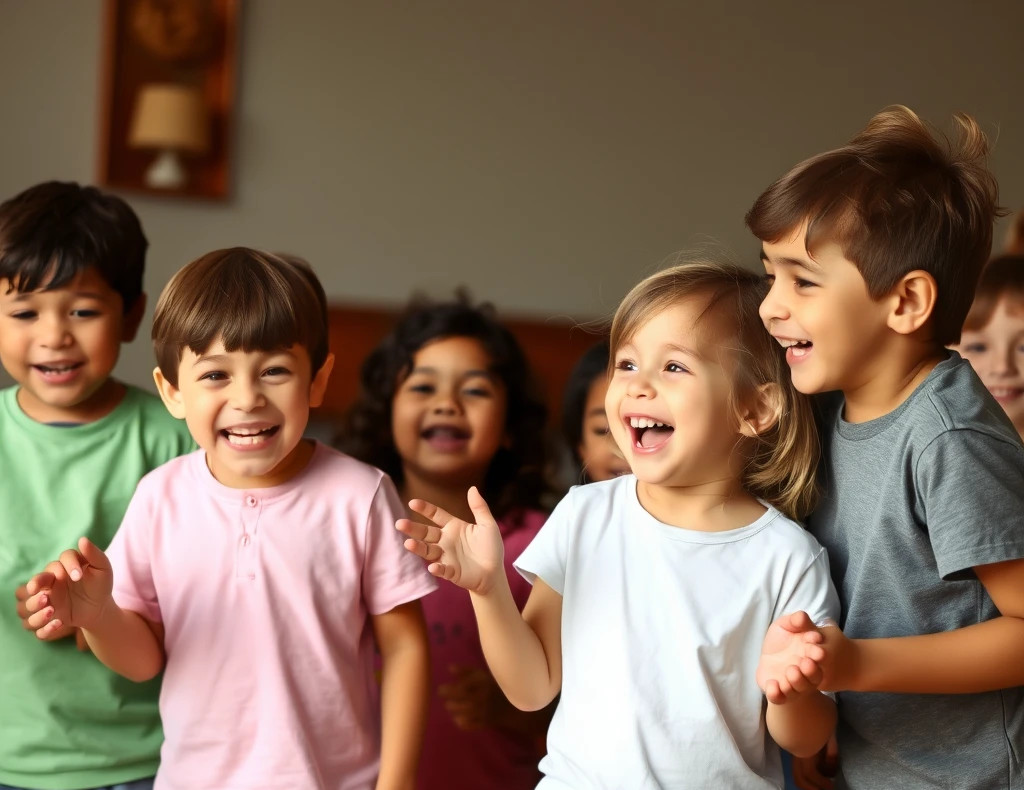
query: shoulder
918 354 1022 442
299 443 398 507
760 508 826 556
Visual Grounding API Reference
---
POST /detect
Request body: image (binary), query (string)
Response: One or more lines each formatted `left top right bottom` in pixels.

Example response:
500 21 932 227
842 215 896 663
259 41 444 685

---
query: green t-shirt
0 384 195 790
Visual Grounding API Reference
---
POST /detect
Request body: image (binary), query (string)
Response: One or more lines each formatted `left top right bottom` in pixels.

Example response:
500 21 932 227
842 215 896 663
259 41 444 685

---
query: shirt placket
236 492 262 581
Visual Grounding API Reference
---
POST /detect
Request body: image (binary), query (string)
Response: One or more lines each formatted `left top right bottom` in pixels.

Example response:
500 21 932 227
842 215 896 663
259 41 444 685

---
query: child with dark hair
751 107 1024 789
23 248 434 790
339 293 552 790
0 181 194 790
954 254 1024 440
560 339 628 483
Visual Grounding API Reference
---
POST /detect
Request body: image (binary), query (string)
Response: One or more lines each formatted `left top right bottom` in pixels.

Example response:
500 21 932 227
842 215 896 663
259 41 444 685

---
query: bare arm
373 599 431 790
822 560 1024 694
471 576 563 712
396 487 563 712
24 537 165 682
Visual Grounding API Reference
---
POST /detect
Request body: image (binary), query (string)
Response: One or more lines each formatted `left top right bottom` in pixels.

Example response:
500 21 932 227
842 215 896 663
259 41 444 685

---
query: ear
738 382 783 438
886 270 937 336
308 352 336 408
121 293 147 342
153 366 187 420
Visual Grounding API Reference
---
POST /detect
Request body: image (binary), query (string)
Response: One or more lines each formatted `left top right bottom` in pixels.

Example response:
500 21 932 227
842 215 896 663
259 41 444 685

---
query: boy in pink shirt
23 248 435 790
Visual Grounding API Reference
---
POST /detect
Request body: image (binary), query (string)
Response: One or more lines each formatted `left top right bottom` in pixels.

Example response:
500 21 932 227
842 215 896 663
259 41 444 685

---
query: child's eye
665 362 690 374
762 274 776 286
961 343 986 354
263 366 290 377
794 278 817 289
407 382 434 395
199 371 227 382
462 386 493 398
9 310 36 320
71 309 101 318
614 359 636 372
591 426 610 437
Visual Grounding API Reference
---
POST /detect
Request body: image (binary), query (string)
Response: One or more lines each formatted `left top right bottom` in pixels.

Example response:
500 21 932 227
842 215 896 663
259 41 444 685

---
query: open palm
395 486 504 595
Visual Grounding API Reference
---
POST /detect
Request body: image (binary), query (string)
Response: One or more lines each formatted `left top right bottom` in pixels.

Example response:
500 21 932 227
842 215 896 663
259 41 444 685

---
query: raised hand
757 611 829 704
395 486 505 595
22 537 115 638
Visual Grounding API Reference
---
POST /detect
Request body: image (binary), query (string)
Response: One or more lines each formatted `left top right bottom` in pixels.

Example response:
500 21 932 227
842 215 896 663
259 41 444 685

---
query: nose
625 368 655 399
229 379 266 412
990 345 1019 377
431 387 462 415
759 279 788 328
39 314 72 349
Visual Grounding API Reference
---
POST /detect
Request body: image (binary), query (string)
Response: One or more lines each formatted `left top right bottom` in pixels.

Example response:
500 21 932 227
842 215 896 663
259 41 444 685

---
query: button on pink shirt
107 442 436 790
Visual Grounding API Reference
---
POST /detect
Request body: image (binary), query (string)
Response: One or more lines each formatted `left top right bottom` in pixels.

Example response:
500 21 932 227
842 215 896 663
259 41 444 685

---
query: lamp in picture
128 83 210 190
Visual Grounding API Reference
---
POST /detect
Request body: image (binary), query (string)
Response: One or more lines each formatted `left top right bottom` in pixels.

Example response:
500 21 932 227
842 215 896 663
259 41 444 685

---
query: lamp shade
128 83 210 153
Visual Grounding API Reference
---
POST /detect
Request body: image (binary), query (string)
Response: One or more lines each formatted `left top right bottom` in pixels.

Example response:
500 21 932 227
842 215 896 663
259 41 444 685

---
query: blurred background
1 0 1022 409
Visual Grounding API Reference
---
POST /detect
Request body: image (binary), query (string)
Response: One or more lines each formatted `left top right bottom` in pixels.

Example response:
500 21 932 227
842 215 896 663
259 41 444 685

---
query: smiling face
577 375 629 482
759 225 894 403
154 339 333 488
0 266 142 423
955 296 1024 437
605 298 745 493
391 335 508 492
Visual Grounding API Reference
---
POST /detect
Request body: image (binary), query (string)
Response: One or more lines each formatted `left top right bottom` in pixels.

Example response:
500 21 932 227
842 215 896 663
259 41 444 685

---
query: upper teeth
777 339 808 348
227 427 267 436
630 417 667 429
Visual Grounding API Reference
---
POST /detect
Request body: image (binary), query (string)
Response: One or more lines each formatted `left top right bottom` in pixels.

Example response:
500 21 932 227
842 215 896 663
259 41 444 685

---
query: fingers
25 571 57 596
57 548 88 582
407 498 458 529
466 486 497 526
792 753 835 790
77 537 111 572
400 535 444 564
395 517 441 544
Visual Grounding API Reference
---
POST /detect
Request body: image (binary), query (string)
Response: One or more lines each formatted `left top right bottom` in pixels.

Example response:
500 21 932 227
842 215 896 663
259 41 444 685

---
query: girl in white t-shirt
397 260 840 788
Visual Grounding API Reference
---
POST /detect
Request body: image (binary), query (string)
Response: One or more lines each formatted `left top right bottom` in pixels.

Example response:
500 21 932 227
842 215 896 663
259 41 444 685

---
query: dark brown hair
337 292 549 519
963 255 1024 331
746 106 1003 345
610 260 819 520
0 181 147 311
152 248 329 386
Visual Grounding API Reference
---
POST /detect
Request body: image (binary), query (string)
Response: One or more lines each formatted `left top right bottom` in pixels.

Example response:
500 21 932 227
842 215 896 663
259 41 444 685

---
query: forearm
834 616 1024 694
376 610 431 790
82 602 164 682
470 579 558 711
766 692 836 758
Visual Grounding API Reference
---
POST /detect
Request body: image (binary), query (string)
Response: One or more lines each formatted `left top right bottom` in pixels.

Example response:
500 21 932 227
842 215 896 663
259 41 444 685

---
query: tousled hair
337 291 549 519
746 105 1003 345
963 255 1024 331
609 260 819 520
0 181 147 311
152 247 329 386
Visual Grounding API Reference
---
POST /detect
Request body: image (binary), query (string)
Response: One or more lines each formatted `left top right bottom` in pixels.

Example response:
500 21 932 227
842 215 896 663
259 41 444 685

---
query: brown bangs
962 255 1024 331
153 248 328 386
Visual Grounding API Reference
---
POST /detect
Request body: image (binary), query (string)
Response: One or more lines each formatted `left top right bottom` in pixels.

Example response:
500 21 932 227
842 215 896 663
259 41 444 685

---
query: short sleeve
917 429 1024 580
513 490 577 595
775 543 840 628
107 485 162 623
362 475 437 615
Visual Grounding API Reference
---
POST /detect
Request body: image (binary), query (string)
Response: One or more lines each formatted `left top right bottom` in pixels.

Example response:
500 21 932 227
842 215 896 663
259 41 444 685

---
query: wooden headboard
316 303 603 429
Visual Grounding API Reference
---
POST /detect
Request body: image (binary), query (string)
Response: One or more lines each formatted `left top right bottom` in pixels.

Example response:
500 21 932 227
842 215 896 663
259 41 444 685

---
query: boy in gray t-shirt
748 106 1024 789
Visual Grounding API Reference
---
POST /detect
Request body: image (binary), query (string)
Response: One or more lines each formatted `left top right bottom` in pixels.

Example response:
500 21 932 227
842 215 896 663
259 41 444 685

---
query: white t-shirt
514 475 839 790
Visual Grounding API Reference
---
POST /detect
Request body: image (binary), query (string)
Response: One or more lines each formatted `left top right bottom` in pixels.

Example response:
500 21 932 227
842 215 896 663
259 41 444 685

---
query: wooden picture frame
97 0 239 199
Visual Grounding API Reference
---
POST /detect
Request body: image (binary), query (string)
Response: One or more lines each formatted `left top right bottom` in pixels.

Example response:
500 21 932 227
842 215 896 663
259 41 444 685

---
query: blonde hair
609 260 819 520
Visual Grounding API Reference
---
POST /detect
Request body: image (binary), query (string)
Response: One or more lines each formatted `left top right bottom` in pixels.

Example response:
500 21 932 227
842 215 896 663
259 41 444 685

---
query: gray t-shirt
809 352 1024 789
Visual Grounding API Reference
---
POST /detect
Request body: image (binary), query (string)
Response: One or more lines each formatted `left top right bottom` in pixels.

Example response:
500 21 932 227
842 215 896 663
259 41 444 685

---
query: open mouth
421 425 470 450
989 387 1024 403
221 425 280 446
777 338 813 360
33 362 83 377
628 416 674 450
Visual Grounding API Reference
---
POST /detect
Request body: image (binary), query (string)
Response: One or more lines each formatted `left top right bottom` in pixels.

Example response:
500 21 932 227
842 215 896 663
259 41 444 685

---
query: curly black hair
337 292 549 519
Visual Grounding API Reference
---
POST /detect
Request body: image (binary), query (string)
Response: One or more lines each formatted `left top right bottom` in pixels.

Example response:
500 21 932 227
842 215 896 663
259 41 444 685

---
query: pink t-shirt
416 508 547 790
106 442 436 790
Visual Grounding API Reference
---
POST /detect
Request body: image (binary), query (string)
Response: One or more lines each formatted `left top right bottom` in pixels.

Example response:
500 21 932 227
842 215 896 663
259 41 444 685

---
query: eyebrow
586 406 606 417
409 366 495 379
760 248 823 273
194 350 298 365
9 290 111 302
665 342 702 359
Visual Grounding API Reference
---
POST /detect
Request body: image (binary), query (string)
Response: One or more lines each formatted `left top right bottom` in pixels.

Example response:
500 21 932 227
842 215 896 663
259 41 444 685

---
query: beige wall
0 0 1022 392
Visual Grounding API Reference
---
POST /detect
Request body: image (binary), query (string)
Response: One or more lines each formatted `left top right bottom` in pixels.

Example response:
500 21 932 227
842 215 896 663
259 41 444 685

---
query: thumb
77 537 111 571
466 486 497 526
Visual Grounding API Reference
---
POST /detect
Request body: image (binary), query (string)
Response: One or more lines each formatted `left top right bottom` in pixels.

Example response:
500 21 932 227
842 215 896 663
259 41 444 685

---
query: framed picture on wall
97 0 240 199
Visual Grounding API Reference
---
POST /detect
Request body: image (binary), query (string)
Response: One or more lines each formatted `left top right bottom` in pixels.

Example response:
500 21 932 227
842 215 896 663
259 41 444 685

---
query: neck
400 469 484 524
842 340 946 423
635 476 765 532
